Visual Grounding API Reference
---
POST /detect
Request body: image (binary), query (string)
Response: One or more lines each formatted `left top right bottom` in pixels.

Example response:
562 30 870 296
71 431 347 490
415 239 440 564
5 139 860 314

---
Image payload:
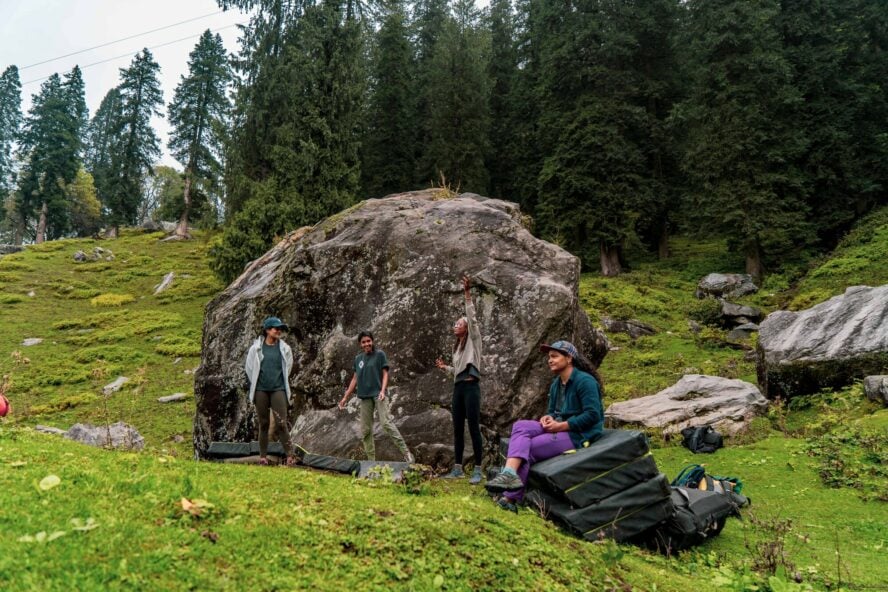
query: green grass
789 206 888 309
0 230 223 453
1 224 887 591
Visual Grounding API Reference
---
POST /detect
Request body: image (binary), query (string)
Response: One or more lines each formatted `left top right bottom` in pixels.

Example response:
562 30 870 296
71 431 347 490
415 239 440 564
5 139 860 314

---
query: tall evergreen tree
85 87 123 208
534 0 679 275
167 30 231 238
678 0 810 280
105 49 163 236
419 0 490 191
212 0 367 281
361 0 417 198
15 67 86 243
411 0 450 185
0 66 22 202
779 0 888 247
485 0 518 199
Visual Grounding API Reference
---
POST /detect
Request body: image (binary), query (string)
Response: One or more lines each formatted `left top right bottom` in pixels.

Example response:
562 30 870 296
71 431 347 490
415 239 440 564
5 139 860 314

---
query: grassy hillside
1 222 886 591
0 230 223 453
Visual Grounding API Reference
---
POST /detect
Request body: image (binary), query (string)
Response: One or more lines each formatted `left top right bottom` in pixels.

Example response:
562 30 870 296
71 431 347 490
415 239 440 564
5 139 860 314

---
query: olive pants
254 390 293 457
359 397 409 461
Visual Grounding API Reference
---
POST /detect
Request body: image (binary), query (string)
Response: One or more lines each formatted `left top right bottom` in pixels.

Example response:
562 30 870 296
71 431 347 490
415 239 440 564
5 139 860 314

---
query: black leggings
452 380 483 466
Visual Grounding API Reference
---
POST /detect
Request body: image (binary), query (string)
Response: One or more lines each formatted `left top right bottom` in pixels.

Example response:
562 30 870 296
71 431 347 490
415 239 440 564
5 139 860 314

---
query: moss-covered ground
1 217 887 591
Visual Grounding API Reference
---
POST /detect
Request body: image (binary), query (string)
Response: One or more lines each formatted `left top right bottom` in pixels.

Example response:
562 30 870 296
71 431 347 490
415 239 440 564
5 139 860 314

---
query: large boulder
193 190 608 464
757 285 888 399
605 374 768 435
720 301 763 327
695 273 758 299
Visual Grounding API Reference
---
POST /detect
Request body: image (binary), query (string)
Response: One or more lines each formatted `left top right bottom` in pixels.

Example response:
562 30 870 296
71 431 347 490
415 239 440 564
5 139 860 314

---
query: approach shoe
441 465 464 479
496 496 518 513
485 470 523 493
469 466 483 485
404 451 415 464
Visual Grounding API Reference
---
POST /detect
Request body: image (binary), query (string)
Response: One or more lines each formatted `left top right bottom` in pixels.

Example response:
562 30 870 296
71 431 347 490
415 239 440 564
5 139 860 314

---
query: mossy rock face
195 190 608 463
757 285 888 399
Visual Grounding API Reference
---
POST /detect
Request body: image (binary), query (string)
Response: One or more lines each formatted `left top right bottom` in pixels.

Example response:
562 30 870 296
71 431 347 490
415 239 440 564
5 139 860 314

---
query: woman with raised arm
435 276 485 485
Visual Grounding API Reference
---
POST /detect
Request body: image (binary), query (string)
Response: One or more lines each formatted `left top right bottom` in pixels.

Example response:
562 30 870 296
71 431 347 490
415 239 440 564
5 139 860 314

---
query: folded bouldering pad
526 473 673 543
528 429 650 497
559 453 660 508
207 441 309 459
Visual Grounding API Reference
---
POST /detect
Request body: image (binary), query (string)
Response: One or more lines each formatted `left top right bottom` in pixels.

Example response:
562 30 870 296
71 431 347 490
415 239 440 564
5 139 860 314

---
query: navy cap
540 340 579 358
262 316 289 332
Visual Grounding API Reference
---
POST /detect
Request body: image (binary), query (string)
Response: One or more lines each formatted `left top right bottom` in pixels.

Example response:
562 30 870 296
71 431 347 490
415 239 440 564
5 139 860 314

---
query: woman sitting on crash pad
485 340 604 510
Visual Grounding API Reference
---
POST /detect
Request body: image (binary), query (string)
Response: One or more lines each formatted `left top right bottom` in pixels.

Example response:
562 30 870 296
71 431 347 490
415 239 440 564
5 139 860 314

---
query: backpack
671 463 748 503
641 486 742 553
680 425 724 454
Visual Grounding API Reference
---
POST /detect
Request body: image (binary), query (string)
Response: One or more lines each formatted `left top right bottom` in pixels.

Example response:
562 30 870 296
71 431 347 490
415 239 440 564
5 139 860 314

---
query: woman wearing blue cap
485 340 604 509
244 316 299 466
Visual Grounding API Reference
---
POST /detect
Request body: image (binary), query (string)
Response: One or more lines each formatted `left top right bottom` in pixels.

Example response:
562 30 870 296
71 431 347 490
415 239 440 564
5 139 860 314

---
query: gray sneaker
404 451 415 464
485 470 523 493
441 464 464 479
469 466 483 485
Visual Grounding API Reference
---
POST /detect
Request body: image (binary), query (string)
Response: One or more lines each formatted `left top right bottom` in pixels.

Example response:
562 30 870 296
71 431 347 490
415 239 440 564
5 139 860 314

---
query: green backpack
671 464 744 496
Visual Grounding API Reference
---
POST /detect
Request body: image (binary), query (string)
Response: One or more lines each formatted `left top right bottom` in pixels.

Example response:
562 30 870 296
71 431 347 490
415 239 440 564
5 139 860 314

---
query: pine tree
779 0 888 247
105 49 163 236
212 0 367 281
167 30 231 238
15 66 86 243
0 66 22 204
419 0 490 191
361 0 417 197
534 0 680 275
678 0 810 280
485 0 518 199
85 87 123 209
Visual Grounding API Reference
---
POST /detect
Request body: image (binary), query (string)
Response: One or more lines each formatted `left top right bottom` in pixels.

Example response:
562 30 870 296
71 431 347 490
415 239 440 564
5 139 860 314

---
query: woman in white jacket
244 316 298 466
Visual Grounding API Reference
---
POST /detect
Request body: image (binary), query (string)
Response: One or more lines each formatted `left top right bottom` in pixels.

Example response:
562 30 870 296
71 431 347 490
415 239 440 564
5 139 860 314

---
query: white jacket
244 337 293 404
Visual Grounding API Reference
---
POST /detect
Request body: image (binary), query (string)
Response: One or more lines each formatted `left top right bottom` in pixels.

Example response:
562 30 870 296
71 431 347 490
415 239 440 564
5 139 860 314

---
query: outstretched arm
339 374 358 410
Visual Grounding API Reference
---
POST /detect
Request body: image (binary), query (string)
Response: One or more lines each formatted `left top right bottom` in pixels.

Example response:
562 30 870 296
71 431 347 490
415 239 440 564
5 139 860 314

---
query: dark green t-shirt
354 349 389 399
256 342 286 392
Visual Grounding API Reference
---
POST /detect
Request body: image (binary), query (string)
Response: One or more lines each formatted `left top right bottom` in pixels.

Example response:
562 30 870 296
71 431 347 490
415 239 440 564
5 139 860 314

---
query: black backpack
641 487 742 553
680 425 723 454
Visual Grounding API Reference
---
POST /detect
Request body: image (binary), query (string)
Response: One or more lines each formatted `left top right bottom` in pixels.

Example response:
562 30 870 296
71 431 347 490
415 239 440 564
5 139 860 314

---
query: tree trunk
35 202 48 244
599 241 622 277
175 170 192 239
657 218 670 260
745 242 764 284
13 220 23 246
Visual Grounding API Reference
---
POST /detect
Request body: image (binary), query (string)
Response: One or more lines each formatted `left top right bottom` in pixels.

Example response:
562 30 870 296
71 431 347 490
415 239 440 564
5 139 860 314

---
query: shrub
90 293 136 307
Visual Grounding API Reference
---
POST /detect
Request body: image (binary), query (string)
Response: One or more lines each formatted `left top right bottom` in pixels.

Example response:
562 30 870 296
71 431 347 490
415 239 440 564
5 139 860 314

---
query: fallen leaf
39 475 61 491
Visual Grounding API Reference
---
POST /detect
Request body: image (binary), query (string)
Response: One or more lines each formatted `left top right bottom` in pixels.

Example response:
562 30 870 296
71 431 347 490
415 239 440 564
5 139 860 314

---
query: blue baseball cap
262 316 289 332
540 340 579 359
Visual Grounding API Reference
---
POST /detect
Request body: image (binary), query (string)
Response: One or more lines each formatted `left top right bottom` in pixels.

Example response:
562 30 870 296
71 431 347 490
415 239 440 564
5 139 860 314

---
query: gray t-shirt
354 349 389 399
256 342 286 392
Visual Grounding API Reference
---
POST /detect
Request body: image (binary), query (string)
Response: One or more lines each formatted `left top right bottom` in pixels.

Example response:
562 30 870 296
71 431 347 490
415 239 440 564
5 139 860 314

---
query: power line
21 23 242 87
20 10 227 71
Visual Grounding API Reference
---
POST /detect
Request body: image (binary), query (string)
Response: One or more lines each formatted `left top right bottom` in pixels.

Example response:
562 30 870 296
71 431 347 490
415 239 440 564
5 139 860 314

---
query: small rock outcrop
74 247 114 262
158 393 189 403
863 376 888 406
64 422 145 450
757 285 888 399
102 376 130 396
720 301 763 327
194 190 608 464
0 244 23 255
601 317 656 339
695 273 758 299
605 374 768 435
21 338 43 347
727 323 759 342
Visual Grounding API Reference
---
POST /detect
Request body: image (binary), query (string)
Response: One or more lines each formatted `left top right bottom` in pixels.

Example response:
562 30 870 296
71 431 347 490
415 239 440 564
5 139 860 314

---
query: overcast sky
0 0 245 168
0 1 496 170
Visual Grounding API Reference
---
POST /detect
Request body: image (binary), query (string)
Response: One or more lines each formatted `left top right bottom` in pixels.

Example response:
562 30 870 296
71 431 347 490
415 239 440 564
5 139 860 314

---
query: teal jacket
546 368 604 449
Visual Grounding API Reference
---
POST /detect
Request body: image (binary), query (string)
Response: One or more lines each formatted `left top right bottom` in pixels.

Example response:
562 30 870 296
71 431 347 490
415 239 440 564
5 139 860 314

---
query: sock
502 467 518 477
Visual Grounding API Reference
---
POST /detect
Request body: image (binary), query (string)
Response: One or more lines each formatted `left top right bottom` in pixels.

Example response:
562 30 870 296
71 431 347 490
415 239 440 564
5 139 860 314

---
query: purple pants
503 419 574 502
